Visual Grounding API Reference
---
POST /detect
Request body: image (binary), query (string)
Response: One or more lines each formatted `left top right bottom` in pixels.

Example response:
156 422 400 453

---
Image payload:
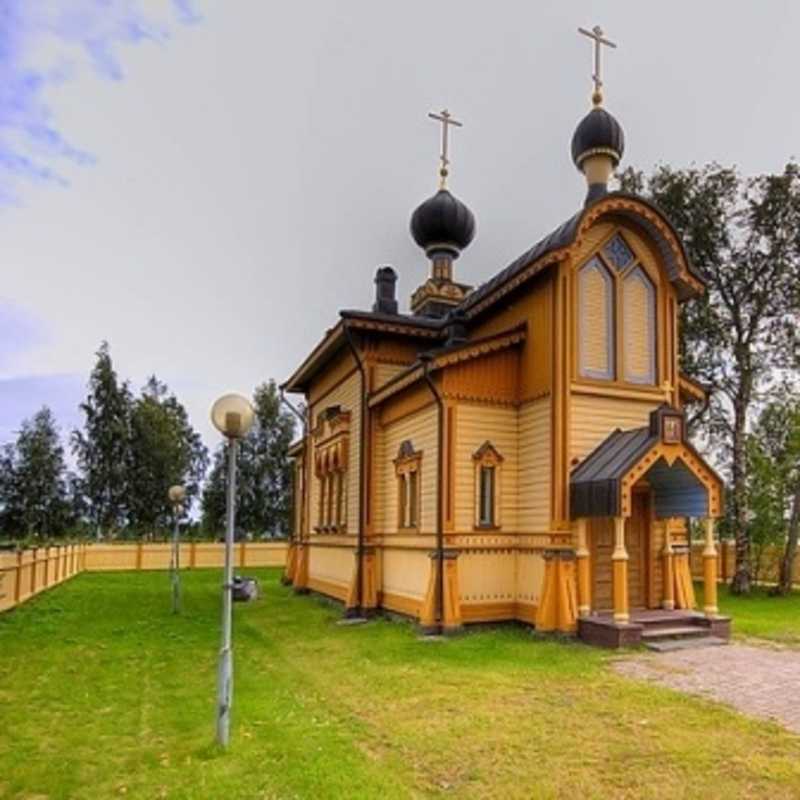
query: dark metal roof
339 308 447 332
570 427 657 518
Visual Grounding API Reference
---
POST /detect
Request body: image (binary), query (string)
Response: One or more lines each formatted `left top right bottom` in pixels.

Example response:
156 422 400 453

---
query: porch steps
640 624 708 640
644 636 728 653
578 609 732 649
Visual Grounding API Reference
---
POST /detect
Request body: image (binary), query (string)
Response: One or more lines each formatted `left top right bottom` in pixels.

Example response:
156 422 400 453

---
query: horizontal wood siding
570 394 657 465
454 404 518 532
308 545 353 592
518 397 551 532
375 404 438 535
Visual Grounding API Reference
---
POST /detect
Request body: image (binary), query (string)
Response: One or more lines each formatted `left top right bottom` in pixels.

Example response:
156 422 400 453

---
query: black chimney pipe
373 266 398 315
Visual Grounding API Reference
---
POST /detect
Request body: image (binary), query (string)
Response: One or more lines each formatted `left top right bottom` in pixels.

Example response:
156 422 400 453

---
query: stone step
640 625 708 640
644 636 728 653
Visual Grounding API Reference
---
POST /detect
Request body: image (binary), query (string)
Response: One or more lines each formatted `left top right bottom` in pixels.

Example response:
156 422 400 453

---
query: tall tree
619 163 800 593
127 376 208 535
72 342 132 537
201 381 295 537
748 398 800 594
0 407 71 538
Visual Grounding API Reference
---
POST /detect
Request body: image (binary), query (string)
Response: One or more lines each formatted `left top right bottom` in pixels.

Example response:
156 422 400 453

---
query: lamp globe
211 393 255 439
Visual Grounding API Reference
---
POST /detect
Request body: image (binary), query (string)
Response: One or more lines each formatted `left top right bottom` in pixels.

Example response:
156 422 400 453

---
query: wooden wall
453 403 518 532
518 397 551 532
374 402 437 536
308 354 362 536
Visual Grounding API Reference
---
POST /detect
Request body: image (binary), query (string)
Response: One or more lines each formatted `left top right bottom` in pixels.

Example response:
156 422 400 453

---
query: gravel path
614 643 800 733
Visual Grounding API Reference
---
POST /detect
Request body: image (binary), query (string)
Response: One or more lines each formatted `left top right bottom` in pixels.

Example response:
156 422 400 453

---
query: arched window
576 233 659 387
578 257 614 380
623 267 656 384
472 442 503 529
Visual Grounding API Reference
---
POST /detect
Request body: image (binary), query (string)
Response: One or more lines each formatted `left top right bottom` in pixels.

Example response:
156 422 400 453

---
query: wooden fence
691 540 799 585
0 541 288 614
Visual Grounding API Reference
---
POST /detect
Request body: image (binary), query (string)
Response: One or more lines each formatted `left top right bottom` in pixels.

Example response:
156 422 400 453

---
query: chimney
373 266 398 315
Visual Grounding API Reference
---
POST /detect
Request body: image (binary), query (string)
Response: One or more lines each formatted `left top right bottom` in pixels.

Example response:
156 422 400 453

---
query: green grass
2 571 800 799
698 582 800 645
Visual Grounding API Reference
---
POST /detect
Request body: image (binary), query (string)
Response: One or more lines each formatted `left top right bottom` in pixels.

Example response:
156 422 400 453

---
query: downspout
343 323 367 615
279 389 308 546
420 353 445 633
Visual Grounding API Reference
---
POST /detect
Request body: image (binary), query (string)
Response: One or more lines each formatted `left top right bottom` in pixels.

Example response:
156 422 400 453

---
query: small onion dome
571 106 625 172
410 189 476 258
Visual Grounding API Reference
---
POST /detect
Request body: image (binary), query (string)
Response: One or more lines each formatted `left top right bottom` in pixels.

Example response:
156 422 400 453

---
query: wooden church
281 28 729 647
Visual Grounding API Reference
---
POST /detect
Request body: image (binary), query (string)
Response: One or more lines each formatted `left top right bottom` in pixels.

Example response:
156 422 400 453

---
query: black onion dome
571 106 625 171
410 189 476 257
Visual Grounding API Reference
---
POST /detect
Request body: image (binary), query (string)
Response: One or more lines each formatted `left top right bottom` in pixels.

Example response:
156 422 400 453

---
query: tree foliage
126 376 208 535
71 342 132 537
619 162 800 593
0 407 72 538
202 381 295 538
747 398 800 594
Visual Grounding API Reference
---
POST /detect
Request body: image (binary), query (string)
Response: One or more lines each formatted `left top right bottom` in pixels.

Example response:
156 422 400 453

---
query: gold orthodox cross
578 25 617 103
428 109 463 189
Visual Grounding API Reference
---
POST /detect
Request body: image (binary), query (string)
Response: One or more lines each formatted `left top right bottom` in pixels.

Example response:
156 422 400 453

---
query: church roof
459 191 706 319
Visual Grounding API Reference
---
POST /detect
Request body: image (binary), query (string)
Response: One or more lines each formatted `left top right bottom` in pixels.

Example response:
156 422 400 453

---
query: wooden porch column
575 518 591 616
612 516 629 623
703 518 719 617
662 529 675 611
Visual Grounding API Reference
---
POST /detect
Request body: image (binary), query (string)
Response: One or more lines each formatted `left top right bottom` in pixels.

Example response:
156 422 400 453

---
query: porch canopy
570 405 723 520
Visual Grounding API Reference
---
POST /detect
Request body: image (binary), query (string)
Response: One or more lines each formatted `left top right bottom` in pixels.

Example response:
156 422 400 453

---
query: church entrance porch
570 406 729 648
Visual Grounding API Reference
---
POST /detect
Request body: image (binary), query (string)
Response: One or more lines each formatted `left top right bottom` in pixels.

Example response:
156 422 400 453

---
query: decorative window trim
313 405 351 534
472 441 503 530
394 440 422 530
578 256 615 381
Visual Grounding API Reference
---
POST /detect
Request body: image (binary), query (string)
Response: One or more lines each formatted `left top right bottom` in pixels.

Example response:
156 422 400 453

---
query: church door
589 491 651 612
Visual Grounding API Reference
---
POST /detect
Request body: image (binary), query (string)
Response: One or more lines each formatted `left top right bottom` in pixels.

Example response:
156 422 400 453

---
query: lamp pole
210 393 255 748
168 485 186 615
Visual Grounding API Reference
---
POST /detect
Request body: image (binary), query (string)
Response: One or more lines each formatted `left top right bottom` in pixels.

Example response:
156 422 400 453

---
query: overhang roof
570 412 723 519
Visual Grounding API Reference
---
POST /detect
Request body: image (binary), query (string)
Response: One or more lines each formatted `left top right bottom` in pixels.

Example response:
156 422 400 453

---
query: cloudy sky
1 1 799 451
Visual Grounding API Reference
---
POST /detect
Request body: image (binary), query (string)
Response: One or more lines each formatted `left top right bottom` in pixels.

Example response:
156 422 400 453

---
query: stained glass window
603 234 634 270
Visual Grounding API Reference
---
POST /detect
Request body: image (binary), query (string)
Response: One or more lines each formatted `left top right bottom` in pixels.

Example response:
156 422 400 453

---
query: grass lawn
2 571 800 799
698 581 800 645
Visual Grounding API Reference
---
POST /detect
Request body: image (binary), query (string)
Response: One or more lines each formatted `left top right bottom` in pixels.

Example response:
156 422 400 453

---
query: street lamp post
168 484 186 614
210 393 255 748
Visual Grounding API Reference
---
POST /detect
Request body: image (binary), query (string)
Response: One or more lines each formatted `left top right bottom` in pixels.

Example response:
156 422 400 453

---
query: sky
1 1 799 453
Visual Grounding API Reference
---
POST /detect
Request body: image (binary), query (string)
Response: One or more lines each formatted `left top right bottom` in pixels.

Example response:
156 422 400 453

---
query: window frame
472 441 503 530
575 231 660 389
394 441 422 531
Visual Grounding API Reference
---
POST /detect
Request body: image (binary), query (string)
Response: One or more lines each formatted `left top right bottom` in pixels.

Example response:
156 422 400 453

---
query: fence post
240 541 246 568
44 546 50 588
136 541 143 570
190 541 197 569
30 548 37 595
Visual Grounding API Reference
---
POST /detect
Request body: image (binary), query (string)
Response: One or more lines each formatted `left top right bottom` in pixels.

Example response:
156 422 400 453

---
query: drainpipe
343 323 367 616
420 353 445 633
280 389 308 548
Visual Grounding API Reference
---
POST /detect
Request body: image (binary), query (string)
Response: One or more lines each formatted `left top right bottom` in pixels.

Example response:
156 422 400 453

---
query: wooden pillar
612 517 629 624
662 530 675 611
703 518 719 617
575 518 591 616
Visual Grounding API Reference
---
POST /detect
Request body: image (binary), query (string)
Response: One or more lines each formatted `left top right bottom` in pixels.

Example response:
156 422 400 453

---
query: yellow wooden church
281 31 729 647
